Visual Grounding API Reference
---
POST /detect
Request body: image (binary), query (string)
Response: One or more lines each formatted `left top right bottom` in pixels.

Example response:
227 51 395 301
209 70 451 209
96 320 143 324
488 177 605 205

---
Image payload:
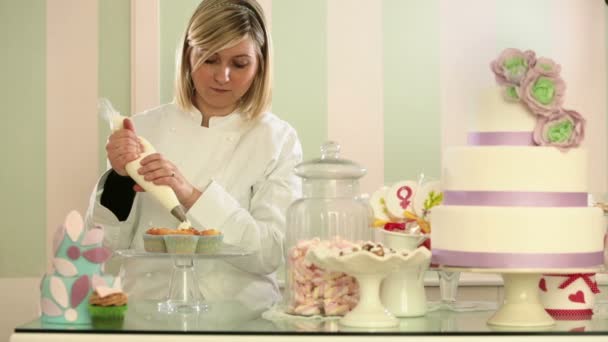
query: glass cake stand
441 266 602 328
115 244 250 314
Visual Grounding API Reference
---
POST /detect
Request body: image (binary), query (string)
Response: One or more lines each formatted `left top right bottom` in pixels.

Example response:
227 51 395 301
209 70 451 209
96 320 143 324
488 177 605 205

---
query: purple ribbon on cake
443 190 587 207
468 131 535 146
431 250 603 268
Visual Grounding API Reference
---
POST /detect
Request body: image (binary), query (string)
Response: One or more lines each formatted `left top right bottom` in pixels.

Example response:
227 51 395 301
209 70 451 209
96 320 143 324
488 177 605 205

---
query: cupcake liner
196 234 224 253
88 304 128 318
164 235 198 254
143 234 167 253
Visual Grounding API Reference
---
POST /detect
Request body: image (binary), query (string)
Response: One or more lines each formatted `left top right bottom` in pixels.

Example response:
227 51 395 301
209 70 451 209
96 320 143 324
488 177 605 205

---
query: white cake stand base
340 274 398 328
487 273 553 327
306 246 432 329
441 267 601 328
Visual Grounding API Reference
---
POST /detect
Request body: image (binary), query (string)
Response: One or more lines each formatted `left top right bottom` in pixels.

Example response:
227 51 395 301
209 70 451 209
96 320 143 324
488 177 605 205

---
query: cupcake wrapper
88 304 128 319
164 235 198 254
143 234 167 253
196 235 224 253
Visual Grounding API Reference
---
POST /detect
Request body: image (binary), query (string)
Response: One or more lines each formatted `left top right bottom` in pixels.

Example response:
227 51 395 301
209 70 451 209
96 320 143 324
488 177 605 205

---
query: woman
85 0 302 311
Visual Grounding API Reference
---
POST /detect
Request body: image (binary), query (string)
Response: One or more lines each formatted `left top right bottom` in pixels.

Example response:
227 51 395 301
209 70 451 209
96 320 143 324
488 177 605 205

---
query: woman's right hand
105 118 144 176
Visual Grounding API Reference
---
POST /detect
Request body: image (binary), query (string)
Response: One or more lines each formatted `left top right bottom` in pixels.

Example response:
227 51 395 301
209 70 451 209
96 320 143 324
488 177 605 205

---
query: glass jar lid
294 141 367 180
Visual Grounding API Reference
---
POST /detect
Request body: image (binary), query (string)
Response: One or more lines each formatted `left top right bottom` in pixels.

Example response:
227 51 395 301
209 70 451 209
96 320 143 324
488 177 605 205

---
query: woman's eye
205 58 218 64
233 60 250 69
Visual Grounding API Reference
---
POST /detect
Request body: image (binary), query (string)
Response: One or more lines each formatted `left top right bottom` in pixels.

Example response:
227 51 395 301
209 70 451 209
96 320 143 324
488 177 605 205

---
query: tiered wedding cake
431 49 605 269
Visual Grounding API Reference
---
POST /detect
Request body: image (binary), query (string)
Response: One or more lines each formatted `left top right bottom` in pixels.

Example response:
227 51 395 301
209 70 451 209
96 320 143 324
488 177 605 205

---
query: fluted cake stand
441 267 601 328
306 246 432 328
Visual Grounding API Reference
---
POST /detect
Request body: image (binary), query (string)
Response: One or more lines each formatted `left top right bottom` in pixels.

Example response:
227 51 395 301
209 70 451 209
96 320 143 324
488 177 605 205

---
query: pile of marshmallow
286 238 360 316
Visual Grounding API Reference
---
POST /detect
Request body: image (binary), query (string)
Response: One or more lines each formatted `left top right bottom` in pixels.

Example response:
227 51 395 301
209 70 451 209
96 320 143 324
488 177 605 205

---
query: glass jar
284 141 372 316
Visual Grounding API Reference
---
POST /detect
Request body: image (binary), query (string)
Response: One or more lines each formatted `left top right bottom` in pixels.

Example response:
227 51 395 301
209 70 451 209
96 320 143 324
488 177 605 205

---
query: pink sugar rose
533 108 585 150
520 69 566 117
491 48 537 86
532 57 561 77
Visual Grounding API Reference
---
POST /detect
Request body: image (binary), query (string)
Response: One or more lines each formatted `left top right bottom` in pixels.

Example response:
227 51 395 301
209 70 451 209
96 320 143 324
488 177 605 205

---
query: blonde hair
174 0 272 119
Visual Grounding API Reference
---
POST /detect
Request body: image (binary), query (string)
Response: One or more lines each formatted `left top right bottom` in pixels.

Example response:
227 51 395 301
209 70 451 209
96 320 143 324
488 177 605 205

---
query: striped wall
1 0 607 277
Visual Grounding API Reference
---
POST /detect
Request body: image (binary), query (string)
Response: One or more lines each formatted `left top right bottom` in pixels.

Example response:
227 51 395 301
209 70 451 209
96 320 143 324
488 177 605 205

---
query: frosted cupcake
88 286 128 329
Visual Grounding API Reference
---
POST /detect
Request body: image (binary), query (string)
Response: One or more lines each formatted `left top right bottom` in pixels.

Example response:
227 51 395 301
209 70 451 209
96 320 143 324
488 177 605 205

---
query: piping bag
98 98 190 227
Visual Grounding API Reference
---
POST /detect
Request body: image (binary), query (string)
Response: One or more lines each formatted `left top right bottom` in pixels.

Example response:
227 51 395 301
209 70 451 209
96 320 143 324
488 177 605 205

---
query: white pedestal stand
306 246 432 329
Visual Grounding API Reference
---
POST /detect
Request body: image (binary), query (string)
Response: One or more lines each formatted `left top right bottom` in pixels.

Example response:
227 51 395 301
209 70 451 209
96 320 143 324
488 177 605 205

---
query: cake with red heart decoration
539 273 600 320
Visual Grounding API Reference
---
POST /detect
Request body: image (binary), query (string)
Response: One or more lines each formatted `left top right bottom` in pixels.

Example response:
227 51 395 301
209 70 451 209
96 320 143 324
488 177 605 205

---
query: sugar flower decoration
490 48 585 151
491 48 537 86
533 108 585 150
520 63 566 117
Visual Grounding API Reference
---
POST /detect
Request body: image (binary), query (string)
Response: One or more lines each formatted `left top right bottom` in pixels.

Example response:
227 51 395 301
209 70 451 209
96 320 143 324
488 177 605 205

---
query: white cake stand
441 267 601 328
306 246 432 328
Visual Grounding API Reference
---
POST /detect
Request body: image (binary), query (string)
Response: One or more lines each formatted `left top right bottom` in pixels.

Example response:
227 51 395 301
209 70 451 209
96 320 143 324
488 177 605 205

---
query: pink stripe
444 191 587 207
468 131 534 146
47 0 99 272
432 250 603 269
327 0 383 195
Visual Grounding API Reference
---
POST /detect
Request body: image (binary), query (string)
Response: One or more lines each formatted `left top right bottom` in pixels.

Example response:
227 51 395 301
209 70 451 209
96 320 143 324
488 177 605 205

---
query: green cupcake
89 304 127 329
88 289 128 329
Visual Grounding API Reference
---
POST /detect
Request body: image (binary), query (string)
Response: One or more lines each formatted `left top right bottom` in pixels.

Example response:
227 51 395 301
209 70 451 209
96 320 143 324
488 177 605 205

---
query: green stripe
159 0 201 104
606 4 608 191
383 0 440 183
99 0 131 174
495 0 553 55
272 0 328 160
0 0 46 277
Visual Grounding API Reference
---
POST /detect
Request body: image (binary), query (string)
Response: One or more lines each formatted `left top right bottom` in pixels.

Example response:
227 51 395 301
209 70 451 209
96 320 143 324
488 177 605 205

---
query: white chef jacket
84 103 302 311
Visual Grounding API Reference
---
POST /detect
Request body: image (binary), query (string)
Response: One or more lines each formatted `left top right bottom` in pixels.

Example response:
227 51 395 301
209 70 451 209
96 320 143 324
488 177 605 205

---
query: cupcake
163 228 199 254
196 229 224 253
143 228 167 253
88 286 128 329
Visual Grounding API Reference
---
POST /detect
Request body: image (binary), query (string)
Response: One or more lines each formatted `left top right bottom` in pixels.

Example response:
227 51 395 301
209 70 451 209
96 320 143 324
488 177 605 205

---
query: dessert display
305 239 432 328
40 210 113 324
370 177 443 251
88 279 128 329
431 48 605 269
143 227 223 254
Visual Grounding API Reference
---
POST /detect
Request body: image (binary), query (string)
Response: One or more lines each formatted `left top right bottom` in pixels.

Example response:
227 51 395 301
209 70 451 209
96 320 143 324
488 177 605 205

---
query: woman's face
190 37 259 116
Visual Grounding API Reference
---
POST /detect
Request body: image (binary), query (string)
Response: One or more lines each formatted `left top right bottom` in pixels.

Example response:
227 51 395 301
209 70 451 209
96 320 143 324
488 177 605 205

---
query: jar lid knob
320 141 340 160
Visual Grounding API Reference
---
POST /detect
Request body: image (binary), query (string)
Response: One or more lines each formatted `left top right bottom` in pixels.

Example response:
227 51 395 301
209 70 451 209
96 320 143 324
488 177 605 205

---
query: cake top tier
470 48 585 150
50 210 111 277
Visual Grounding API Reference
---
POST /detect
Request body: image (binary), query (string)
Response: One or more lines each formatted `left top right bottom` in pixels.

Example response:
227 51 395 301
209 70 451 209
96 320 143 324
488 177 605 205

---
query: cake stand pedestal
427 269 498 312
442 267 601 328
306 246 432 329
115 244 250 314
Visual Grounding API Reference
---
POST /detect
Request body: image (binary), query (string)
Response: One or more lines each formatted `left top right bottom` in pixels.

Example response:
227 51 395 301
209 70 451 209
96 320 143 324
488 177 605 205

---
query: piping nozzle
170 205 188 224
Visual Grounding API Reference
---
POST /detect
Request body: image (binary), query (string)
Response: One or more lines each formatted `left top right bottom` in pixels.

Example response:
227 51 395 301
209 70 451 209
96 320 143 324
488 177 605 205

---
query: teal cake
40 210 113 324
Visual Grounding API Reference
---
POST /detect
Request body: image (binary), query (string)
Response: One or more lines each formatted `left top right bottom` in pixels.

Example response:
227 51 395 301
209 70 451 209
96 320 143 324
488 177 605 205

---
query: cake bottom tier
430 205 605 268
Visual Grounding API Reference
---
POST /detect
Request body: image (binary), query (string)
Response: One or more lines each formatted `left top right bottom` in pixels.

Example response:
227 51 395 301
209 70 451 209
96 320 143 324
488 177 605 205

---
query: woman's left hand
135 153 202 210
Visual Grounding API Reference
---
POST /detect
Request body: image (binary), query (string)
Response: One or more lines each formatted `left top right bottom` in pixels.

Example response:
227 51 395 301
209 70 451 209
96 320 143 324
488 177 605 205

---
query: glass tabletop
15 300 608 336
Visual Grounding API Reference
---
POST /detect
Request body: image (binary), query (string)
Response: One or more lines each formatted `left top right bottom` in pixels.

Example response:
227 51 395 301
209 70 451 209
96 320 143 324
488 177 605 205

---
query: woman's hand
135 153 202 210
105 118 143 176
